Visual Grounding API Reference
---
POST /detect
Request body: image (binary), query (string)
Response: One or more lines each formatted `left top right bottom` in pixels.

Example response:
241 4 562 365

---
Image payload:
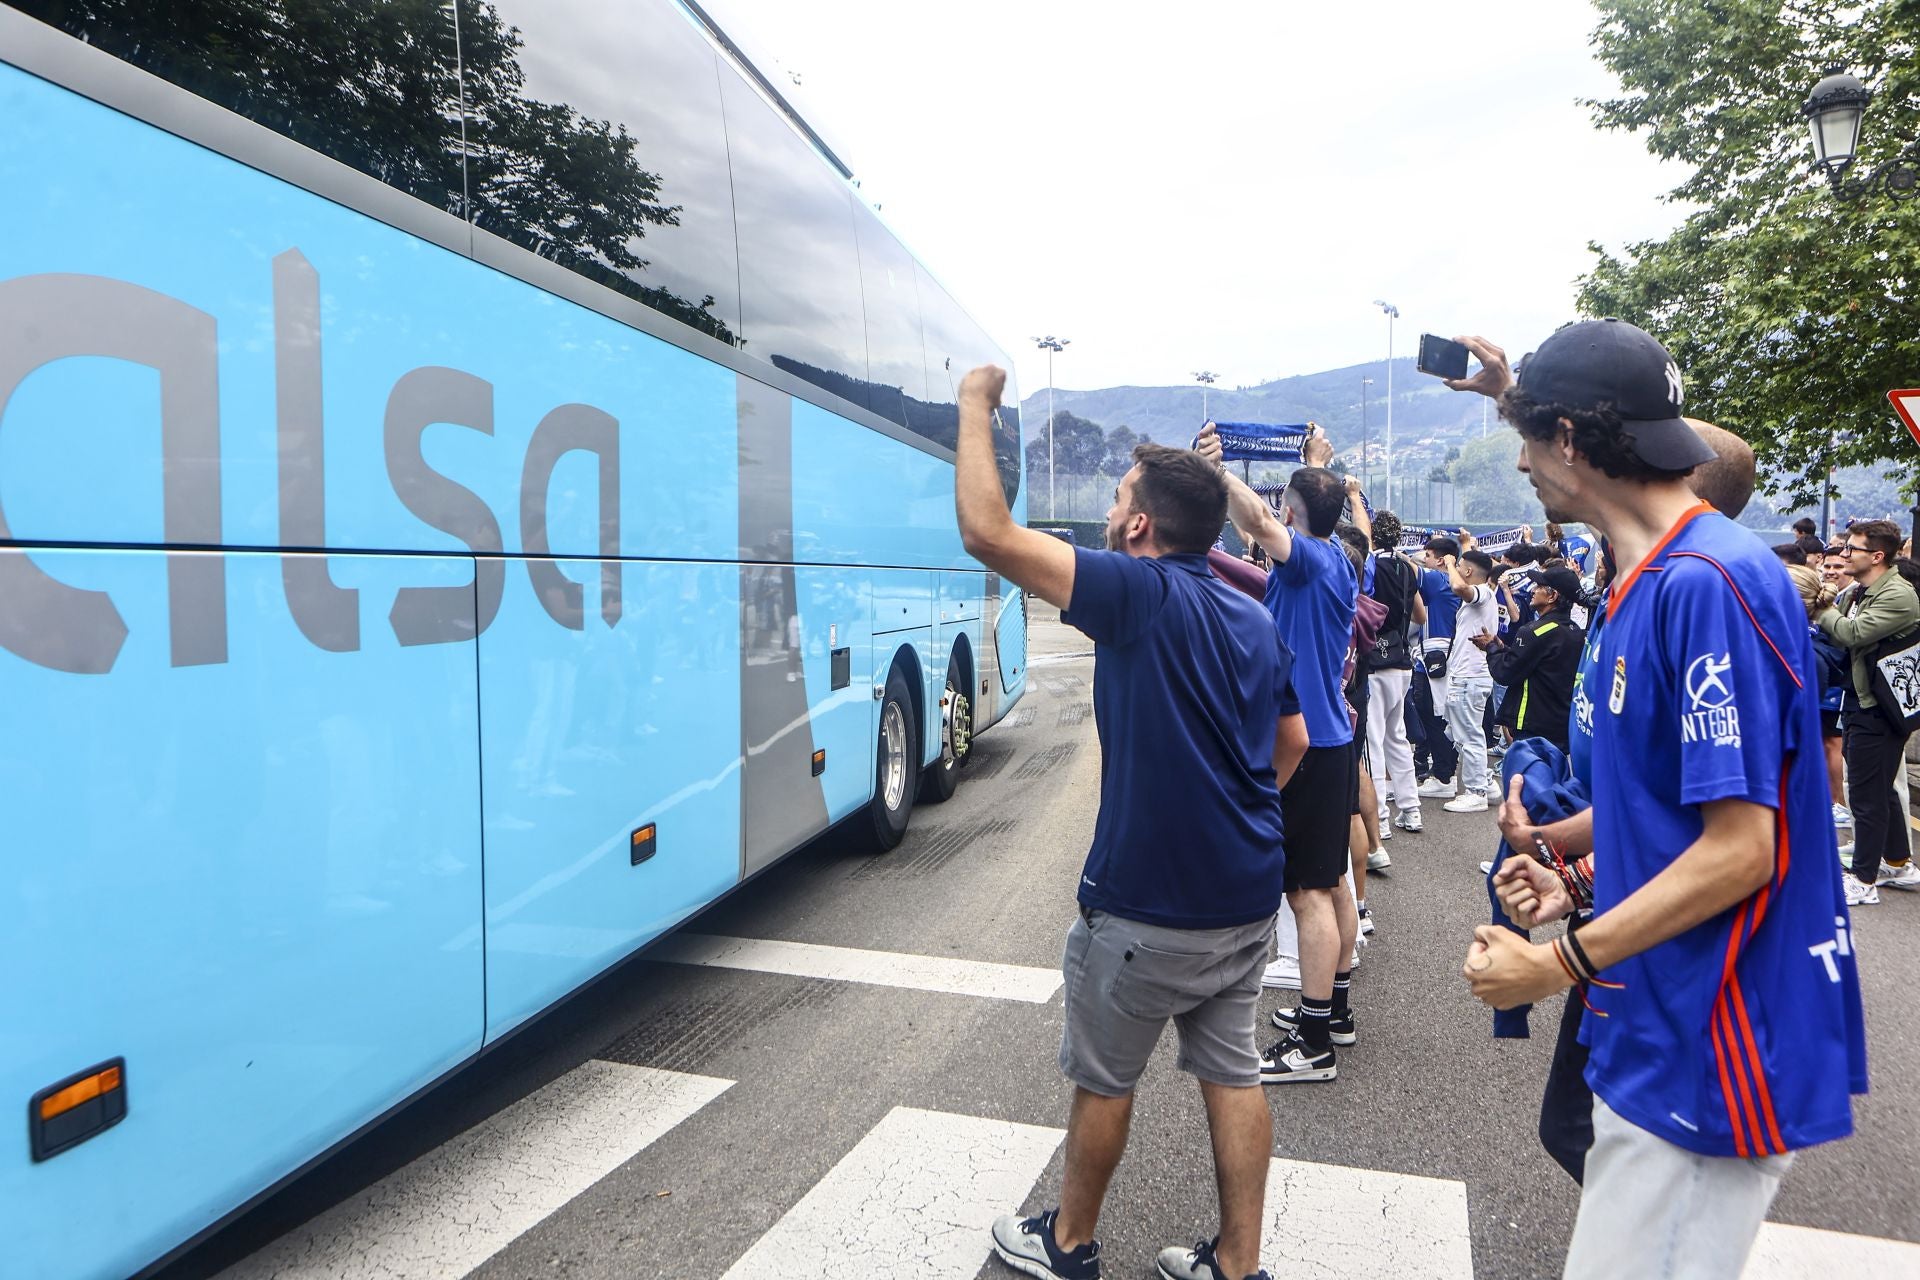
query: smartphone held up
1416 333 1471 381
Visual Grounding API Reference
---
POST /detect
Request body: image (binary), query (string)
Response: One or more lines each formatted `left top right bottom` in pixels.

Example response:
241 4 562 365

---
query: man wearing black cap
1452 319 1866 1280
1468 565 1584 753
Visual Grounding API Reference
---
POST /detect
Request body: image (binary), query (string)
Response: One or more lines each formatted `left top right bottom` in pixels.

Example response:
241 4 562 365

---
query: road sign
1891 389 1920 448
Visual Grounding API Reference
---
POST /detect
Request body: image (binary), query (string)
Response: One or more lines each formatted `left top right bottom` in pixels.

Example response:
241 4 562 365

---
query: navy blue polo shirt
1263 534 1357 747
1062 547 1294 929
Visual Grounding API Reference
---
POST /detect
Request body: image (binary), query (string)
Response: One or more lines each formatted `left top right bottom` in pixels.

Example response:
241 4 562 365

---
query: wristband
1550 936 1585 985
1564 929 1601 982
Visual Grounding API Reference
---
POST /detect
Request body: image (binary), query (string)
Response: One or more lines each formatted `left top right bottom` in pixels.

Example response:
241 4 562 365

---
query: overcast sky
700 0 1693 403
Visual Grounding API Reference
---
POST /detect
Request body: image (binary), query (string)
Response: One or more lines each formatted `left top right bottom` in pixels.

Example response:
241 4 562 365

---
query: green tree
1577 0 1919 508
1450 435 1545 524
1104 424 1140 473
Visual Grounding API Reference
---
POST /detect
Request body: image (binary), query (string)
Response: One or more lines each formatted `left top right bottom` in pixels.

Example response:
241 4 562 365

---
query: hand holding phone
1416 333 1471 381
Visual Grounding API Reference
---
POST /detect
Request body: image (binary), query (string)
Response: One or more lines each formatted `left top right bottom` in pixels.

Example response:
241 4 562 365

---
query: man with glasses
1817 520 1920 904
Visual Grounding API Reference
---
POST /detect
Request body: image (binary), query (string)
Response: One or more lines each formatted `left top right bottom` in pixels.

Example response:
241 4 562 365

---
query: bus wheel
859 665 920 852
919 653 972 804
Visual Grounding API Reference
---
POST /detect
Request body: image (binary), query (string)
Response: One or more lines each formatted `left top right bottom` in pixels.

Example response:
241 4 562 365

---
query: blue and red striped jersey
1583 504 1867 1157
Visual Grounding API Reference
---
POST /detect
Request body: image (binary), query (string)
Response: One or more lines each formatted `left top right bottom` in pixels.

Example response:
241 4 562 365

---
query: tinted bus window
457 0 741 345
915 269 1020 498
853 207 927 431
6 0 467 212
718 69 870 411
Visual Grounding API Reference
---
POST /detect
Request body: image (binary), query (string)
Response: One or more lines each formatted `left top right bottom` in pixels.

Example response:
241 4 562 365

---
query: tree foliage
1577 0 1920 506
1449 435 1546 524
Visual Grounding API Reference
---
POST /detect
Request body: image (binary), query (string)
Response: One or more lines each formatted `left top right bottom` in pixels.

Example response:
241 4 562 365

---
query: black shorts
1822 709 1842 738
1281 741 1358 892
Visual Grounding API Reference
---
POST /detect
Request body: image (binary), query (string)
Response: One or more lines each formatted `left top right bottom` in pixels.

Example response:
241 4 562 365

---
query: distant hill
1018 357 1506 475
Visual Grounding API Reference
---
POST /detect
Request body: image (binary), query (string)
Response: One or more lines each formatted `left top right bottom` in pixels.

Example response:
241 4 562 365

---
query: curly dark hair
1371 510 1403 551
1498 386 1696 482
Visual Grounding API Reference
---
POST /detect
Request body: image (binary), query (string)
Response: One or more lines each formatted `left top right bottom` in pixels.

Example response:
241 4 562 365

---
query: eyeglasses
1845 544 1873 556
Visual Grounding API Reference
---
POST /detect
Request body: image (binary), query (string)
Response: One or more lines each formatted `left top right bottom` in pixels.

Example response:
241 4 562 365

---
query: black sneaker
1259 1033 1337 1083
1270 1005 1357 1046
991 1207 1101 1279
1155 1235 1274 1280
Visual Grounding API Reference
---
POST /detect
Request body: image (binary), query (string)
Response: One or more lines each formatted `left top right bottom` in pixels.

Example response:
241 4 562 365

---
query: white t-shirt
1450 583 1498 681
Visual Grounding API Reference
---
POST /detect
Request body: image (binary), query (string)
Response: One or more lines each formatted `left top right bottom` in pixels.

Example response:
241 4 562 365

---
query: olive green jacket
1818 570 1920 707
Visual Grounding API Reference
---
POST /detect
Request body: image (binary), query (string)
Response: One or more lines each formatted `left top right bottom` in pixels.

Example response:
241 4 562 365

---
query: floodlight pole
1033 336 1070 519
1374 300 1399 504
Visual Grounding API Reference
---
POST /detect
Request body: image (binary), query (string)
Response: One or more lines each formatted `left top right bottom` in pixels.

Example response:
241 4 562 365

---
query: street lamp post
1194 370 1218 423
1372 300 1399 504
1802 69 1919 203
1360 376 1374 493
1800 68 1919 538
1033 335 1069 520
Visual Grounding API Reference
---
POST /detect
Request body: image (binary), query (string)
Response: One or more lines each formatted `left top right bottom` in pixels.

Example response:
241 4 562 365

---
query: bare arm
1197 441 1294 565
1343 475 1371 545
1411 590 1428 626
1445 556 1475 601
953 366 1076 609
1273 712 1309 790
1466 799 1775 1009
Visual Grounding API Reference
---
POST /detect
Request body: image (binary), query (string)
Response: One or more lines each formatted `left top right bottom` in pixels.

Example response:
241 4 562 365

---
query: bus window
718 69 870 413
853 206 927 431
6 0 467 214
458 0 742 346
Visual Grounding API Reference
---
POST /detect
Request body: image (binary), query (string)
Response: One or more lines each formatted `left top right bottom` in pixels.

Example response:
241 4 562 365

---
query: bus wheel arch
919 638 973 804
858 646 923 852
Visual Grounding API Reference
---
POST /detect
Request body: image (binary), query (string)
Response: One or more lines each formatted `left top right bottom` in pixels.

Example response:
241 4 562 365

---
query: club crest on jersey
1608 656 1627 714
1681 652 1741 747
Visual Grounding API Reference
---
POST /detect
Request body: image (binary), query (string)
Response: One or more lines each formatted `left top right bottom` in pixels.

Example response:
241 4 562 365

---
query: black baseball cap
1515 319 1717 471
1526 565 1583 602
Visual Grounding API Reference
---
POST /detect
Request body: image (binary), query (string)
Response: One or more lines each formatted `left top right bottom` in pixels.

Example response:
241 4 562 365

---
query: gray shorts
1058 908 1274 1095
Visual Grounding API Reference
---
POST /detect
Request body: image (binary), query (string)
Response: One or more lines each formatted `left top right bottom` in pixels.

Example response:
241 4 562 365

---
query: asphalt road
159 611 1920 1280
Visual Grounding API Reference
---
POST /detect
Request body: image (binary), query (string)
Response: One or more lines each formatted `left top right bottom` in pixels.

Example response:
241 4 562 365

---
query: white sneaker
1261 956 1302 989
1367 847 1392 871
1380 820 1393 840
1377 803 1390 826
1833 803 1854 828
1358 905 1376 937
1478 860 1494 875
1418 777 1457 798
1877 860 1920 891
1838 841 1855 868
1350 946 1362 969
1394 808 1423 833
1845 876 1881 907
1443 793 1489 813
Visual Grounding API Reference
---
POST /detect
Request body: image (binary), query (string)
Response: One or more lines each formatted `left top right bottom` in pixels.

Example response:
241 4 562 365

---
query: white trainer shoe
1394 808 1424 833
1845 875 1880 907
1418 777 1457 798
1877 860 1920 891
1367 847 1392 871
1443 793 1489 813
1832 803 1854 828
1838 841 1855 868
1261 956 1302 990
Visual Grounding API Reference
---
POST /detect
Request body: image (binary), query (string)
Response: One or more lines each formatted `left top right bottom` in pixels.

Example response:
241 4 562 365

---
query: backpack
1362 553 1416 672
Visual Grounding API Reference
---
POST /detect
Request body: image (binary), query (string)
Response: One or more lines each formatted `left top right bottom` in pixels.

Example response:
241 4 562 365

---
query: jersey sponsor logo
1681 652 1741 747
1572 679 1595 741
1809 913 1856 983
1608 656 1627 714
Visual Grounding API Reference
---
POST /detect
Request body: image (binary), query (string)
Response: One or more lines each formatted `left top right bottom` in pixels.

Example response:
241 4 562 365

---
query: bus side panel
791 568 877 825
789 398 966 570
0 549 484 1280
479 560 744 1042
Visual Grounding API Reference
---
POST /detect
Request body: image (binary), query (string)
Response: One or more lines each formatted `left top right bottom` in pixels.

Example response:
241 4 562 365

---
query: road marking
718 1106 1064 1279
217 1061 730 1279
652 933 1063 1003
1747 1222 1920 1277
1262 1156 1474 1278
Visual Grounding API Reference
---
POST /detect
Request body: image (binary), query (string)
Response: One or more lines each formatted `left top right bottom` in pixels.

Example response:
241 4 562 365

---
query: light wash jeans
1444 675 1493 796
1563 1099 1791 1279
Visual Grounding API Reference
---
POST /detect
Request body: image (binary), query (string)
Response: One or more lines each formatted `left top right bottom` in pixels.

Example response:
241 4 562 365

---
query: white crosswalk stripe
1260 1157 1474 1278
215 1060 730 1280
718 1106 1065 1279
651 932 1064 1003
1746 1221 1920 1278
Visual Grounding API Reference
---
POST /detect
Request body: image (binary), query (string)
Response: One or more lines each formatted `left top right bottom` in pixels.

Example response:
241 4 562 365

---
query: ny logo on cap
1665 360 1684 409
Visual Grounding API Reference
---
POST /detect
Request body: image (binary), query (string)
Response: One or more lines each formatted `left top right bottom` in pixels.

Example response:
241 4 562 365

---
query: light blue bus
0 2 1028 1275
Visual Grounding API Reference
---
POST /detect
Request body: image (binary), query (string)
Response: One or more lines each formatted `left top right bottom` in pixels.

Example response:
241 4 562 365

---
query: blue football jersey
1584 505 1867 1158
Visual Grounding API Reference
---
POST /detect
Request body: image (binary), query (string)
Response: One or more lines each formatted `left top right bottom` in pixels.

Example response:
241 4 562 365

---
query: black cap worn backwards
1526 565 1584 603
1515 318 1717 471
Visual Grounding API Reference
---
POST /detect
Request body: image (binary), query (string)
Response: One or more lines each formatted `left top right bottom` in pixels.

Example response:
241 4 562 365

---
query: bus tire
918 650 972 804
859 664 920 852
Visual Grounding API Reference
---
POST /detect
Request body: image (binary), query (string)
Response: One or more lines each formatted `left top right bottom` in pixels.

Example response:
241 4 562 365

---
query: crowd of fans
948 316 1875 1280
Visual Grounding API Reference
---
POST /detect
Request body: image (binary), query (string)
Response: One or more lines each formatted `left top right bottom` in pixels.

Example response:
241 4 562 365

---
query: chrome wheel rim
881 701 908 811
950 689 972 765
